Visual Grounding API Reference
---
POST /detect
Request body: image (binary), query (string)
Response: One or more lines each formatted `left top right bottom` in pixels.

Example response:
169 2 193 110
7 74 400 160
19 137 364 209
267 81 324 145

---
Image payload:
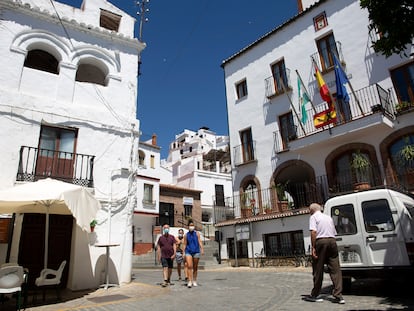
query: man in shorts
175 228 187 281
157 224 176 287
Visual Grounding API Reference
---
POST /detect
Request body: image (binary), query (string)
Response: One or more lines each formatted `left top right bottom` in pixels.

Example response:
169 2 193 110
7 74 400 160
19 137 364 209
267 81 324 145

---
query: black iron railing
273 83 396 153
265 68 292 98
17 146 95 187
214 164 413 224
233 141 257 166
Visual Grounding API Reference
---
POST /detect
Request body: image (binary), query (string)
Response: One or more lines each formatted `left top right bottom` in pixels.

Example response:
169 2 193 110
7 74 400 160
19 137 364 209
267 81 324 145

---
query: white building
163 128 232 236
133 134 171 255
0 0 144 289
219 0 414 265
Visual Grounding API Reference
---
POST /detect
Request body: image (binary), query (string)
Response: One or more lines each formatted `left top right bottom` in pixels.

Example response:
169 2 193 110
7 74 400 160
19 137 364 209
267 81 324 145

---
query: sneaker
305 295 323 302
161 281 168 287
187 281 192 288
192 281 198 287
334 296 345 304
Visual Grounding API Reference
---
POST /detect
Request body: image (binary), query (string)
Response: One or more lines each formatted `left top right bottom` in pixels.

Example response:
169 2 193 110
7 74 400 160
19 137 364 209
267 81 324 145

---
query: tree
360 0 414 57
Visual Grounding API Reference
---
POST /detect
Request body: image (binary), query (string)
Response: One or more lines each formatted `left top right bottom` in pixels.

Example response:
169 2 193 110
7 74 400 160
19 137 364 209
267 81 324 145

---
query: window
215 184 225 206
236 80 248 99
362 199 395 232
263 230 305 256
240 128 254 162
150 155 155 168
138 150 145 167
24 49 59 74
271 59 289 95
75 62 107 86
333 150 374 192
227 238 248 259
313 12 328 31
390 61 414 103
184 204 192 217
143 183 153 204
331 204 357 235
279 112 296 150
100 9 121 32
36 125 77 179
316 33 339 71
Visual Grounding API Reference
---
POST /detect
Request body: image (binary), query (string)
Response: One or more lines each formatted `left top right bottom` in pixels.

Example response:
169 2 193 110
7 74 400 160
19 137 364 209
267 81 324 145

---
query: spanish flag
314 65 332 105
313 108 337 128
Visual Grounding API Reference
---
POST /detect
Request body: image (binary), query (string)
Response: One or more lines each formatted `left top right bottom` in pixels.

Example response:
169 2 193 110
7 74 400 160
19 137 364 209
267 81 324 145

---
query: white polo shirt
309 210 337 238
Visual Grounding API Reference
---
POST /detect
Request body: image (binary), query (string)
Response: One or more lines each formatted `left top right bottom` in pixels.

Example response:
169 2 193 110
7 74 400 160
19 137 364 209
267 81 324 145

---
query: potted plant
90 219 97 232
398 138 414 167
351 150 372 189
275 182 289 210
395 101 413 114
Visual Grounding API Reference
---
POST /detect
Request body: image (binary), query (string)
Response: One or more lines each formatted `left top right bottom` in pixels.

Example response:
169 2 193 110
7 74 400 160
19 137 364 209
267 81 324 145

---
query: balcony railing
214 163 413 224
17 146 95 187
265 68 292 98
274 83 396 153
233 141 257 166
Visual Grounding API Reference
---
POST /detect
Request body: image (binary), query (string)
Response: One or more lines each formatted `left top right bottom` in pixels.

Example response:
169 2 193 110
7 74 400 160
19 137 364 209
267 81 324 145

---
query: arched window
389 135 414 188
334 150 373 191
75 61 108 86
241 180 259 214
24 49 59 74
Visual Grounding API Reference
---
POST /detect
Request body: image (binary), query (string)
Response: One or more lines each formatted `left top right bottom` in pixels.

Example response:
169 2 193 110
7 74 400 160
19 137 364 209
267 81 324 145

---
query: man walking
306 203 345 304
157 224 176 287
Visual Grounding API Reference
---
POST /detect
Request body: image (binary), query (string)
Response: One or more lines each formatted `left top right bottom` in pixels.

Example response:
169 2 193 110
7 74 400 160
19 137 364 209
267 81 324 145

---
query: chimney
151 133 157 146
297 0 303 13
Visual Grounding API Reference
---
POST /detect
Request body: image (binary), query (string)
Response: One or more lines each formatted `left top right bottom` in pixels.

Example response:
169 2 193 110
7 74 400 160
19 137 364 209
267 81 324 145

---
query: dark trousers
311 238 343 298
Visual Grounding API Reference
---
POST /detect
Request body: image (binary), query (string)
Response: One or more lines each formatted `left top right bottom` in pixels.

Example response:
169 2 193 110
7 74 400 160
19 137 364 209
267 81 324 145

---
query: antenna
136 0 150 76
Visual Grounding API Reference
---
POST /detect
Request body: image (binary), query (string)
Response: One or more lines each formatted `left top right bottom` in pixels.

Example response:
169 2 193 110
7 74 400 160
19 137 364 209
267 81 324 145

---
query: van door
331 202 367 267
358 197 409 267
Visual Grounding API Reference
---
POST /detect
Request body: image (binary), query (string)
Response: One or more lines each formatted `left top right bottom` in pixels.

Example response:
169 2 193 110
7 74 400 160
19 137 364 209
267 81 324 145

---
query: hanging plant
351 150 371 183
398 137 414 168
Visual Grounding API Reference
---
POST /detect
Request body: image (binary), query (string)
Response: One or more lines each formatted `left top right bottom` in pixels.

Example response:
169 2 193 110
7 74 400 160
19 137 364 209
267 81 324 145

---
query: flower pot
90 225 95 232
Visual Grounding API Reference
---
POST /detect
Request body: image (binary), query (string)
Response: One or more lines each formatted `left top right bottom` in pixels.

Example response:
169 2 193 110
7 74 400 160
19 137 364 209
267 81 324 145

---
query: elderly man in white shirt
306 203 345 304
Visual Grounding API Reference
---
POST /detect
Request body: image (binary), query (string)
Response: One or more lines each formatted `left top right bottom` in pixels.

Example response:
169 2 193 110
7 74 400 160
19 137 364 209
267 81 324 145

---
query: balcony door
240 128 254 162
36 126 77 180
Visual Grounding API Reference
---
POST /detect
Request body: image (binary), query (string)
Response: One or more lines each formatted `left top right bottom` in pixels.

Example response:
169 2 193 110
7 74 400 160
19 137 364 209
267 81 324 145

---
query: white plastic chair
34 260 66 302
0 265 24 310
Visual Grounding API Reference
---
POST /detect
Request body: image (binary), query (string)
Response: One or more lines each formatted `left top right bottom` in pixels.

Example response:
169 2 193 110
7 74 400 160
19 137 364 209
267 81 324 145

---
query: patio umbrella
0 178 101 268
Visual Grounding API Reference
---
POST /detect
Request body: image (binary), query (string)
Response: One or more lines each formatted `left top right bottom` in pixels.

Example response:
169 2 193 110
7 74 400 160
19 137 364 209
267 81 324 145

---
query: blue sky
58 0 298 158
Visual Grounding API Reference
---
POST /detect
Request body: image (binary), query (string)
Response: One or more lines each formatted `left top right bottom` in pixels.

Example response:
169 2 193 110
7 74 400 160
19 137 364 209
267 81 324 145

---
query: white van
323 189 414 288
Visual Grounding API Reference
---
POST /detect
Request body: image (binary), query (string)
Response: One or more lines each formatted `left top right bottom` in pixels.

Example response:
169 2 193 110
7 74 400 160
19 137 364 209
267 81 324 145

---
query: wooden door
36 126 77 180
18 214 73 288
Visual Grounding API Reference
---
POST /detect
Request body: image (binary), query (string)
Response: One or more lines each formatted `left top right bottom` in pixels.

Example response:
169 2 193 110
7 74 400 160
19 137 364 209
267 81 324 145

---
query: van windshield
362 199 395 232
331 203 357 235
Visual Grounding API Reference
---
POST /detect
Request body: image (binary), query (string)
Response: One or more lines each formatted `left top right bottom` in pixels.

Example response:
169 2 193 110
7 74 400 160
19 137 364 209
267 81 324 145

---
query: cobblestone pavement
3 266 413 310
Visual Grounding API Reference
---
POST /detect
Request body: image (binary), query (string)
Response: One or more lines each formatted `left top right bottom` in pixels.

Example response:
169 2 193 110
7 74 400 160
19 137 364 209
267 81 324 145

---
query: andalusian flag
297 75 310 124
314 65 332 104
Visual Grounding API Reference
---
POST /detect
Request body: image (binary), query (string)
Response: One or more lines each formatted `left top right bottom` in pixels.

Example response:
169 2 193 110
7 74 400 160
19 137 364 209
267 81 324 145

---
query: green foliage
90 219 97 227
351 150 371 170
360 0 414 57
398 137 414 162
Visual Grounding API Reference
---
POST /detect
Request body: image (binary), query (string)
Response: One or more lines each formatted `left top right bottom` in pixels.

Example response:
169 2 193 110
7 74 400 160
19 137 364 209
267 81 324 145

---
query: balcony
16 146 95 187
264 68 292 98
273 83 396 153
233 141 256 166
214 164 413 224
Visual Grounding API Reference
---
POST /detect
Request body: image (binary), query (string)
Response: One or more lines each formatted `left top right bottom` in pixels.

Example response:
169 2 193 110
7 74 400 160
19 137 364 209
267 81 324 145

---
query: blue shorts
185 252 200 258
161 257 174 268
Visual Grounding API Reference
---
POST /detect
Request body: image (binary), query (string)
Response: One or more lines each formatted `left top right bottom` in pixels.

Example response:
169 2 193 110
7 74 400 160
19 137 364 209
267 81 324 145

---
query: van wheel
342 277 352 293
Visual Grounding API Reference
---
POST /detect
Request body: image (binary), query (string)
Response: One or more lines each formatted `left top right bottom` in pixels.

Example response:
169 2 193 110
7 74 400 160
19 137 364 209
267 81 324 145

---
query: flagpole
280 78 306 134
334 55 364 116
296 69 317 114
